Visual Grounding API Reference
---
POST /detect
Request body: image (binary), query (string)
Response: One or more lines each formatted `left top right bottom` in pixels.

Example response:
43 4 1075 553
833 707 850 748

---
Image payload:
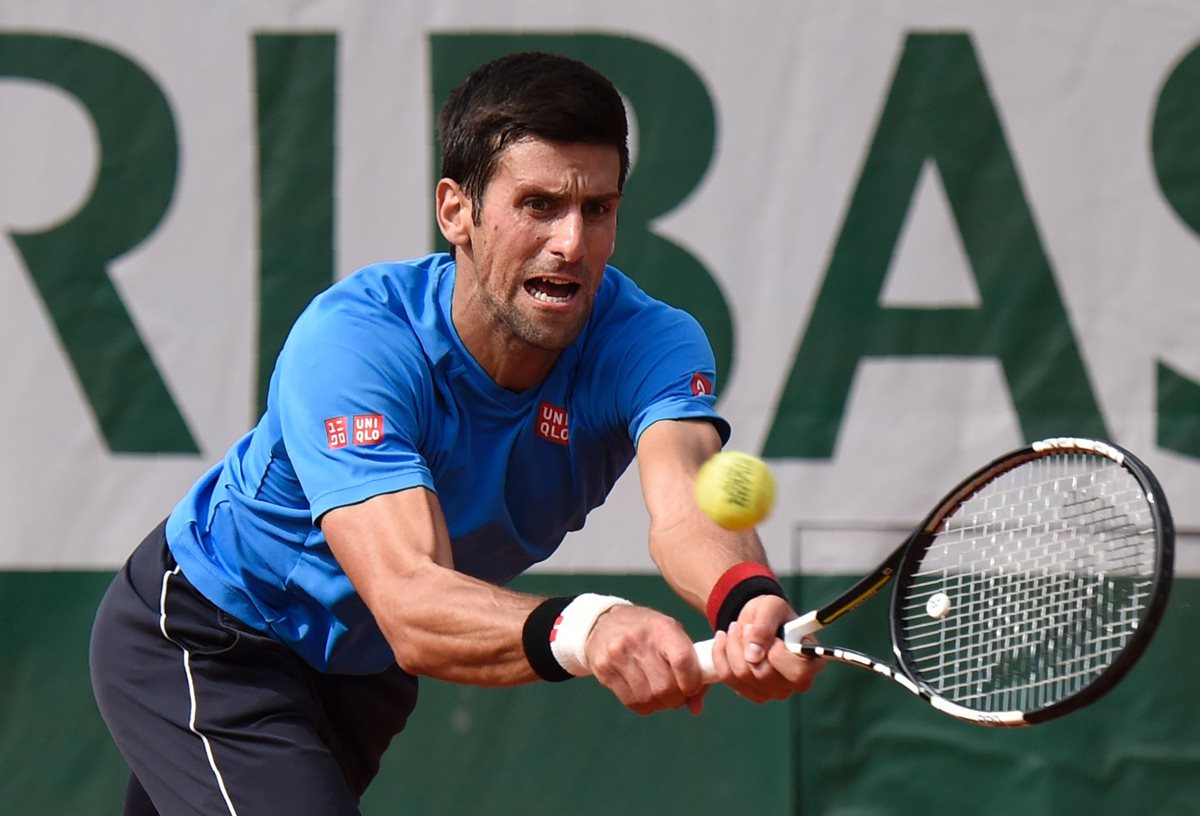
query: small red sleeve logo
325 417 348 449
353 414 385 446
536 402 570 446
691 373 713 397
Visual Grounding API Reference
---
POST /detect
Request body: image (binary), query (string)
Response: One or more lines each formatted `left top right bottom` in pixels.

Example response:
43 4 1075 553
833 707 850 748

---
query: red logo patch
352 414 384 446
325 417 348 449
691 373 713 397
536 402 570 446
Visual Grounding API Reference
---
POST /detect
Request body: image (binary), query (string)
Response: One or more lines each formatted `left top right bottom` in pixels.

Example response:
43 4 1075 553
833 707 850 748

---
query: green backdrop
3 572 1194 814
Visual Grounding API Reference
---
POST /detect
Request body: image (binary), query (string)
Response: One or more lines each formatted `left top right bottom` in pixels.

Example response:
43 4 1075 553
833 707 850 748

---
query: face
441 138 622 387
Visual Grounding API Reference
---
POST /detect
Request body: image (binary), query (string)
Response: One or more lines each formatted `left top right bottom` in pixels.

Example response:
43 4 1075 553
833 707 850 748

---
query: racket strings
905 573 1152 700
896 453 1159 714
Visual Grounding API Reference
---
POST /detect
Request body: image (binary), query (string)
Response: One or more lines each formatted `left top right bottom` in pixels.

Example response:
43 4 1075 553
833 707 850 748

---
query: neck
451 285 561 393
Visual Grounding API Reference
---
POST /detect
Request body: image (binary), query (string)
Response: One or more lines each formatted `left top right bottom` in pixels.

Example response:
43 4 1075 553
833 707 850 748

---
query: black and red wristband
706 562 787 633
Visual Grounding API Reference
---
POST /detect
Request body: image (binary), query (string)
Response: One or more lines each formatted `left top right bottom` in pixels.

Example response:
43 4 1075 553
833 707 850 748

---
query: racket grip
693 611 822 685
693 639 719 685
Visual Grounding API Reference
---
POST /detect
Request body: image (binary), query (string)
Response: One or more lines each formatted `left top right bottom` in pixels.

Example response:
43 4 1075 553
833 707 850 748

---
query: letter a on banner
764 33 1107 459
1152 43 1200 460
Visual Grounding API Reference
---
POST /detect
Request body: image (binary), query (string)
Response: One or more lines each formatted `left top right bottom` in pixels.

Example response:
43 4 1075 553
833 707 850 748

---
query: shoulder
580 267 714 371
308 253 449 325
588 266 708 344
289 253 455 366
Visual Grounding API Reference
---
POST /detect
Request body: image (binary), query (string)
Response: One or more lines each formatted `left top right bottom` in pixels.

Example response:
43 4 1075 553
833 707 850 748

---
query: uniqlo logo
325 417 348 449
691 372 713 397
353 414 384 446
536 402 569 446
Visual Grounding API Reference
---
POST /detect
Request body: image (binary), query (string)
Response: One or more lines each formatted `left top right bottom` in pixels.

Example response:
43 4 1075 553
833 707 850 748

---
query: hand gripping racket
694 437 1174 726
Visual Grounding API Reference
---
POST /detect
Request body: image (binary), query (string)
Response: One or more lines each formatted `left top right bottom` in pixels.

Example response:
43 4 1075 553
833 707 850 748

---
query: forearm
649 515 769 614
635 419 822 700
637 419 776 614
322 488 546 686
372 561 544 685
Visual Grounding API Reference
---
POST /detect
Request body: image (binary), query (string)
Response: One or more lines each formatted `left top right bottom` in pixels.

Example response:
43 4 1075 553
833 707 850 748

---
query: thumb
740 622 770 664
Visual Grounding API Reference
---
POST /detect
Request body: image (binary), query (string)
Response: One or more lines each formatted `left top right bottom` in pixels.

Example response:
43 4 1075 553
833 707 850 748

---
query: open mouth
524 277 580 304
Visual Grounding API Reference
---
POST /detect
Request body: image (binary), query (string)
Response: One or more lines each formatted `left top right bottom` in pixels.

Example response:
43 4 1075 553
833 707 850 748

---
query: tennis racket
693 437 1174 726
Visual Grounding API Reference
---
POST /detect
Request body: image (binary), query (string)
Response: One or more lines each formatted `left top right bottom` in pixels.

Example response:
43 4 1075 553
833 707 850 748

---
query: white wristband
549 593 632 677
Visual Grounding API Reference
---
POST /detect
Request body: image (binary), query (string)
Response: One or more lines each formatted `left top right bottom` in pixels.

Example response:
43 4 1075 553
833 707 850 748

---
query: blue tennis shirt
166 253 728 673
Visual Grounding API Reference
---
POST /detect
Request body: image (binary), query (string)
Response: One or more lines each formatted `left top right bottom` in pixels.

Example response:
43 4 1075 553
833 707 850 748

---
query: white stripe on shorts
158 566 241 816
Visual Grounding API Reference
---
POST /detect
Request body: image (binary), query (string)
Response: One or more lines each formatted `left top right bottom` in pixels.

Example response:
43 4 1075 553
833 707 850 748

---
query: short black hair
438 51 629 219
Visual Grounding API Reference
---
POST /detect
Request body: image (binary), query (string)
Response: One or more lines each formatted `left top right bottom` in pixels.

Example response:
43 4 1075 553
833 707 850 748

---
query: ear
436 179 472 250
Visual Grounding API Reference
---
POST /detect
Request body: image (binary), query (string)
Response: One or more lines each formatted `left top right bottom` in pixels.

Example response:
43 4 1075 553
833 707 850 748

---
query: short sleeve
274 294 436 521
621 305 730 445
585 274 730 446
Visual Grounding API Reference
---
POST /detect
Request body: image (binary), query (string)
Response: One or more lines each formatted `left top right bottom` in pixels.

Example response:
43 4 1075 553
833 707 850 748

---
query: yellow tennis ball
694 451 775 530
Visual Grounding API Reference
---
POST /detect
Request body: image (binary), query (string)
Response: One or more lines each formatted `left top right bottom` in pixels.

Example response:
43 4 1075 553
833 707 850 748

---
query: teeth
526 277 576 303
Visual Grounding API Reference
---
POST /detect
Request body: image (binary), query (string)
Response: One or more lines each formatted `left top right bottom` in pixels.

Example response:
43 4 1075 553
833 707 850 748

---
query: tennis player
89 51 823 815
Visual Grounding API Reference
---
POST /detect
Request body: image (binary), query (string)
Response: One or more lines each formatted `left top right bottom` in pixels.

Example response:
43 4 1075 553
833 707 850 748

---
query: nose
547 210 585 264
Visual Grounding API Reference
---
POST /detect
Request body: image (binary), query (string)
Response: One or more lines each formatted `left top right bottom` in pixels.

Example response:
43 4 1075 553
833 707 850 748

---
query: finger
740 621 773 666
599 669 638 710
686 688 707 715
766 640 825 692
710 628 731 679
723 622 750 679
736 622 783 684
744 639 767 664
594 657 652 713
724 622 773 687
715 623 801 701
642 661 693 713
667 642 705 700
621 651 694 715
627 661 673 715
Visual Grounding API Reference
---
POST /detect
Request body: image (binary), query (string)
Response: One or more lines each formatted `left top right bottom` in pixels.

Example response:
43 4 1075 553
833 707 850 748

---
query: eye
524 197 554 215
583 200 611 218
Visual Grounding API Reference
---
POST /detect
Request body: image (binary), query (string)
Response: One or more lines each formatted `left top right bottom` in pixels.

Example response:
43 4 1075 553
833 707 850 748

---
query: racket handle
693 611 822 685
695 639 718 684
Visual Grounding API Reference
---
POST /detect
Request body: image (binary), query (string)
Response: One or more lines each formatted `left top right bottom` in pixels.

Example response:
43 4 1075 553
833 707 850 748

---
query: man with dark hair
439 51 631 209
90 51 822 815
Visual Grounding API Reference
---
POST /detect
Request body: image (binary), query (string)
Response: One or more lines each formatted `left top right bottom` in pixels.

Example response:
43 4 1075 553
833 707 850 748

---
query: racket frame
720 437 1174 727
886 437 1174 725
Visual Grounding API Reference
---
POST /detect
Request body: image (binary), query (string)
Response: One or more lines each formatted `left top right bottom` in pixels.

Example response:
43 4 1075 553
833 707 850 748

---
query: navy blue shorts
90 521 419 815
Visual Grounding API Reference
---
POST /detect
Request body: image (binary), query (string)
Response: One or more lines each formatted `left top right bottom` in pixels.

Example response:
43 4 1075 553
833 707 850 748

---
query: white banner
1 0 1197 571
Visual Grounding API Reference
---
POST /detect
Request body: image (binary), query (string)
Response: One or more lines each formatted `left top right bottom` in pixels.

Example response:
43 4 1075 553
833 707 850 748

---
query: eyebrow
519 187 624 206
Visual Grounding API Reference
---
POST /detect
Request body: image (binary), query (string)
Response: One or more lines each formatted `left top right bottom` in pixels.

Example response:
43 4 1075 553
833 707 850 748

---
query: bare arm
322 420 820 707
636 418 768 608
635 419 824 700
322 486 707 713
321 488 542 686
